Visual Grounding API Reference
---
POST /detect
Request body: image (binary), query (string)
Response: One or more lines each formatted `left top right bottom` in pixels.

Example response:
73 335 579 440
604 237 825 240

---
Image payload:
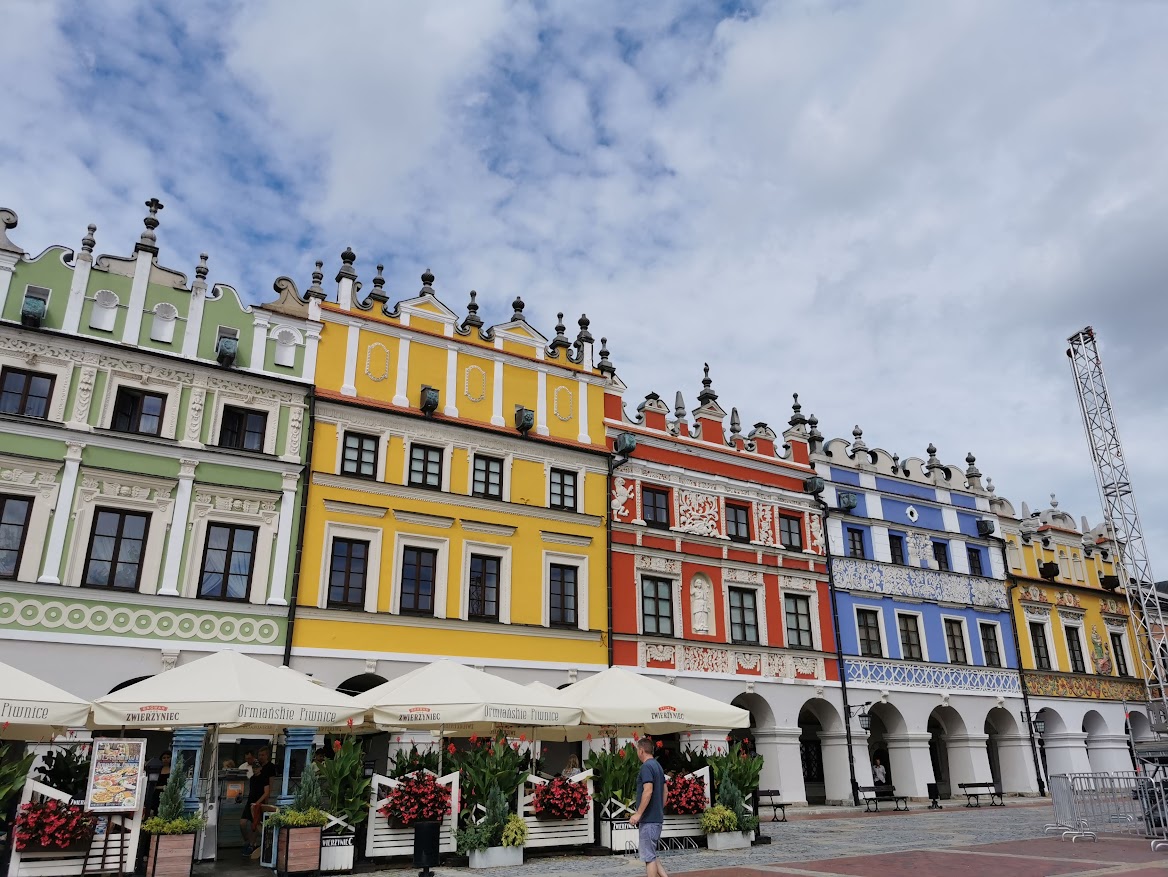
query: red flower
469 734 479 744
447 743 456 755
618 749 626 758
725 735 732 742
665 774 707 815
655 740 663 749
347 718 354 729
586 733 593 742
632 732 640 741
531 777 590 820
519 733 526 742
702 740 709 750
333 739 342 752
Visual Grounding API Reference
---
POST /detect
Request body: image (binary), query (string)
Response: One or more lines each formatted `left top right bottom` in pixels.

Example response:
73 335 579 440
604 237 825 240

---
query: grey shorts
638 821 662 862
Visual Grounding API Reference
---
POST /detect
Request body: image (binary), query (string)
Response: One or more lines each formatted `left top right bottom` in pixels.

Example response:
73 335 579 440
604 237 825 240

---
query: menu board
85 739 147 812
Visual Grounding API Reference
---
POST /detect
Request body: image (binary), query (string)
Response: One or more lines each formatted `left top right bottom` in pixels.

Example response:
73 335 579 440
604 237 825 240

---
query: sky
1 0 1166 567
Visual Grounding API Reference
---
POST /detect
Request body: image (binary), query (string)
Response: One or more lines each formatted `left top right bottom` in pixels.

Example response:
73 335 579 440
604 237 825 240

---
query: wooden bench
755 789 790 823
857 784 909 812
958 782 1003 808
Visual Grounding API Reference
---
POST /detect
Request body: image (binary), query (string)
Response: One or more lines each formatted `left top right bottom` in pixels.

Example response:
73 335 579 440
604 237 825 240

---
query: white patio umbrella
91 650 364 731
0 660 90 741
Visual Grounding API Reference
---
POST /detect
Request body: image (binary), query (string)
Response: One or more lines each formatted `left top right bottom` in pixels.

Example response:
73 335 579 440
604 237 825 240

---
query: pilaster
38 442 85 584
267 473 299 606
158 459 198 596
753 727 806 804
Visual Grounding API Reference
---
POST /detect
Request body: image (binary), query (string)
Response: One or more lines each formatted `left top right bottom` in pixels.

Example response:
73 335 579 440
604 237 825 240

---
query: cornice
611 542 823 582
612 461 817 512
0 578 289 617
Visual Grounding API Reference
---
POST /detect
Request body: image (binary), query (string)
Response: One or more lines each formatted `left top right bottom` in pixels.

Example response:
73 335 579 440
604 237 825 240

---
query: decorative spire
788 393 806 428
964 452 981 479
674 390 686 420
511 296 525 321
1050 493 1059 509
367 264 388 304
698 363 717 405
136 197 163 252
0 208 21 255
576 313 593 345
462 290 483 329
925 442 943 472
419 268 435 295
851 425 867 453
194 253 209 281
730 407 742 438
891 451 900 472
80 223 97 256
372 264 386 290
336 246 357 281
549 312 571 354
305 261 326 300
986 477 995 494
1081 515 1090 533
808 414 822 451
596 337 614 376
1021 500 1031 516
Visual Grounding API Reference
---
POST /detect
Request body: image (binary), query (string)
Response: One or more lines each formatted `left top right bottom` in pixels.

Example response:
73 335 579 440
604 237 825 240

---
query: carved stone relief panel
676 489 720 537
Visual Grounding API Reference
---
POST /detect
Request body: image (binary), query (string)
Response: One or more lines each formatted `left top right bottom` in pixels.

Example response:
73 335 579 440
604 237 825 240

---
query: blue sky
2 0 1167 564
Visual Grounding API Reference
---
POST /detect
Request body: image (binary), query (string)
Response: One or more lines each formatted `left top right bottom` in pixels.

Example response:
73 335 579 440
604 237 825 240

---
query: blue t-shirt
637 757 666 824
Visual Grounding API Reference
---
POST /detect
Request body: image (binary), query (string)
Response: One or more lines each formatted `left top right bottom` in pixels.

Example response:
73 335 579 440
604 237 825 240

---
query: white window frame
724 579 767 647
182 508 275 605
403 440 452 492
779 578 821 651
1107 626 1135 677
542 549 590 631
635 570 681 638
0 457 58 582
895 609 929 662
101 374 180 440
460 540 513 624
320 522 383 613
0 355 71 424
1027 616 1059 671
208 392 281 456
545 463 585 513
336 427 389 481
468 450 512 502
977 620 1005 668
853 604 888 659
1061 619 1090 674
391 532 450 618
940 614 973 665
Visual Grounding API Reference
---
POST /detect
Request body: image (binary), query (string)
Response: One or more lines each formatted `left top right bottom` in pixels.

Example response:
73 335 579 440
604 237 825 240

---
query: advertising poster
85 739 147 812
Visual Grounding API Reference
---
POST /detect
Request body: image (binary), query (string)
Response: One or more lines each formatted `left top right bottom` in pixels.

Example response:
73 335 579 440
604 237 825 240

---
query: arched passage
865 702 933 797
337 673 388 696
927 706 969 799
983 707 1036 794
1083 709 1129 773
796 698 845 805
108 675 152 694
1129 710 1154 742
1038 705 1092 777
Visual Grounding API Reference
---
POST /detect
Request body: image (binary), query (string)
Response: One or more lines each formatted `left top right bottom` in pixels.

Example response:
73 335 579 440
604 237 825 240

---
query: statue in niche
1090 626 1113 675
690 575 713 634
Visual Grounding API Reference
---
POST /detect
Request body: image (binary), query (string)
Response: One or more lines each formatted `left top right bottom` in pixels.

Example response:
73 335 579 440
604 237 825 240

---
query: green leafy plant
292 763 323 812
0 742 36 813
583 742 639 806
449 735 528 818
707 741 763 796
713 779 758 834
267 808 329 828
699 804 737 835
319 737 370 833
500 814 527 848
454 821 494 854
387 745 440 778
34 744 91 801
143 755 204 835
454 787 510 853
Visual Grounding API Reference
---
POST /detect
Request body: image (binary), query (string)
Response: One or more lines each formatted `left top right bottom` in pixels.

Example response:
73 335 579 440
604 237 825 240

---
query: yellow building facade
289 256 614 690
992 494 1150 777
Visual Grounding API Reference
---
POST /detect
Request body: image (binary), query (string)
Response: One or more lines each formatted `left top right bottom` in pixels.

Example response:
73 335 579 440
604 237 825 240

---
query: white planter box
320 833 354 873
468 846 524 869
705 831 751 851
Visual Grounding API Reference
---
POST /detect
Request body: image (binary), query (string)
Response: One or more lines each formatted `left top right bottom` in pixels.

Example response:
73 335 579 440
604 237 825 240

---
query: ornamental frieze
636 554 680 575
845 658 1021 694
635 641 825 681
1023 671 1145 702
832 557 1009 609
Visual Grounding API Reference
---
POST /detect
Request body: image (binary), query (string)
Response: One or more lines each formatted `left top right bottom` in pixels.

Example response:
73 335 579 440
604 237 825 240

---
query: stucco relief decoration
778 575 816 593
553 386 573 422
725 568 763 585
689 575 713 634
80 477 172 507
1019 584 1046 602
794 657 825 680
677 489 720 537
194 492 278 524
907 533 933 567
755 505 775 546
1101 597 1128 616
1024 604 1051 620
679 646 732 674
832 557 1008 609
762 653 794 679
287 406 304 452
365 343 390 382
638 643 678 667
73 367 98 423
0 467 57 491
1054 590 1082 608
847 658 1021 694
1024 671 1143 702
636 554 680 575
463 365 487 402
808 514 824 554
611 477 634 520
1089 626 1113 675
187 387 206 441
905 505 919 523
736 652 761 671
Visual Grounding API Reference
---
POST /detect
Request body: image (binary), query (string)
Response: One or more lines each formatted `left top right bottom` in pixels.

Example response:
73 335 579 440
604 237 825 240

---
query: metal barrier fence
1046 772 1168 851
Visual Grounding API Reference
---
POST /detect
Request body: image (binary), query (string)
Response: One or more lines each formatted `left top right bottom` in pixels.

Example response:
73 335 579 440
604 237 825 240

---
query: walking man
240 746 276 856
629 737 668 877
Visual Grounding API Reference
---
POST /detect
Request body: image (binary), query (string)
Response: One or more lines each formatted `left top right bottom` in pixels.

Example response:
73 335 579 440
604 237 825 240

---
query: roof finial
1050 493 1059 509
420 268 435 294
730 407 742 438
851 425 867 452
788 392 806 428
575 314 593 345
462 290 483 330
136 197 163 252
808 414 822 450
195 253 209 281
925 442 942 472
81 223 97 255
674 390 686 420
891 451 900 472
373 264 386 290
511 296 525 321
549 312 571 353
986 477 995 494
336 246 357 282
597 337 615 377
965 452 981 479
305 261 326 300
697 363 718 405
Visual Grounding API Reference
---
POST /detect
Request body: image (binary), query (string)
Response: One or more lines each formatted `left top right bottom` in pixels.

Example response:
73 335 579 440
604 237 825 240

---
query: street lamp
1023 710 1046 735
850 702 872 732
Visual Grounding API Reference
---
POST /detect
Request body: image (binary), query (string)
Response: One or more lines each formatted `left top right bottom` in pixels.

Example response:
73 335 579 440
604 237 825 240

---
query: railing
845 658 1021 694
516 770 595 848
1046 771 1168 850
364 770 461 859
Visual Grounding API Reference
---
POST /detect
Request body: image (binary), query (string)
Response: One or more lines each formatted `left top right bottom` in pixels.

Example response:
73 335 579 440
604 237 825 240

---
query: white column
753 728 806 804
38 442 84 584
491 359 504 426
944 733 994 787
392 337 410 407
884 732 935 798
303 326 321 384
121 249 153 345
576 377 590 444
157 459 198 596
1043 731 1093 777
342 322 361 398
1085 733 1133 774
182 286 207 359
267 473 298 606
250 315 270 373
536 369 549 436
995 733 1040 794
443 347 459 417
62 245 93 335
0 253 19 315
819 730 866 804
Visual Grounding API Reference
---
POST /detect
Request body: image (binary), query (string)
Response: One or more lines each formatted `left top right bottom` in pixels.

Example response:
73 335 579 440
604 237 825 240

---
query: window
889 534 906 565
549 564 578 627
944 618 968 664
328 539 368 608
218 406 267 452
549 468 577 511
847 528 865 559
1065 625 1086 673
1030 621 1052 670
1111 632 1130 676
468 554 500 620
0 368 53 419
112 388 165 436
641 576 673 636
643 488 670 529
342 432 378 479
472 455 503 500
779 515 803 550
197 524 257 601
980 623 1002 667
967 546 984 576
726 504 750 543
784 594 813 648
408 444 443 490
400 547 438 614
728 587 759 644
0 495 33 579
857 609 883 657
932 542 950 571
83 509 149 591
898 613 923 660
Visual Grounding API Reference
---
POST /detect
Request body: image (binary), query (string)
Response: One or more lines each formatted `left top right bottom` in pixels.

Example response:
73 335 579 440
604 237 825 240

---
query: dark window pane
898 614 923 660
219 406 267 452
727 504 750 542
729 587 758 643
469 554 500 620
401 547 437 614
784 594 813 648
1066 626 1086 673
0 369 54 419
944 619 968 664
550 469 577 510
1111 633 1129 676
643 488 670 529
779 516 802 550
342 432 379 478
889 534 905 565
967 547 983 576
197 524 257 601
857 609 883 657
847 528 865 559
641 576 672 636
550 564 578 627
980 623 1001 667
1030 621 1051 670
111 389 166 436
932 542 950 571
473 456 503 499
328 538 369 608
409 445 443 490
83 509 150 591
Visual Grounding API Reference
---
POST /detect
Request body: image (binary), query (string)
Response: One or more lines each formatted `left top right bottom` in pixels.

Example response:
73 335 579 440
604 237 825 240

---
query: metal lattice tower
1067 326 1168 731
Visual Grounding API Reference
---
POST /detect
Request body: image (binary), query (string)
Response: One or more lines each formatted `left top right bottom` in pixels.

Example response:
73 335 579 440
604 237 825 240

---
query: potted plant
531 776 589 820
142 755 204 877
12 799 96 854
319 737 371 873
378 772 451 829
584 742 640 849
270 764 328 877
449 735 527 820
455 788 525 869
665 773 706 816
700 780 757 851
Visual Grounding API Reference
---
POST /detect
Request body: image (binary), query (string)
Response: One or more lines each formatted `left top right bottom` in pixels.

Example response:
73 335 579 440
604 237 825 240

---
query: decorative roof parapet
0 208 23 256
813 431 990 495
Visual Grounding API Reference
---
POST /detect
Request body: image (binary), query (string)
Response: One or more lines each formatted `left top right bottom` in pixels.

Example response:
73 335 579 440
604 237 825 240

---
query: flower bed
378 773 451 828
13 800 96 852
531 777 590 820
665 773 706 816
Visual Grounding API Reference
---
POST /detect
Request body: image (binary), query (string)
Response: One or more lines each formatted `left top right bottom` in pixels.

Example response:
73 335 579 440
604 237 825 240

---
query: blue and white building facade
811 427 1040 800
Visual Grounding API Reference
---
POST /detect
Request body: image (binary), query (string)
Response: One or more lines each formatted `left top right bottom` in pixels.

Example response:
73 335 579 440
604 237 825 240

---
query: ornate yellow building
288 256 614 691
993 493 1150 779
